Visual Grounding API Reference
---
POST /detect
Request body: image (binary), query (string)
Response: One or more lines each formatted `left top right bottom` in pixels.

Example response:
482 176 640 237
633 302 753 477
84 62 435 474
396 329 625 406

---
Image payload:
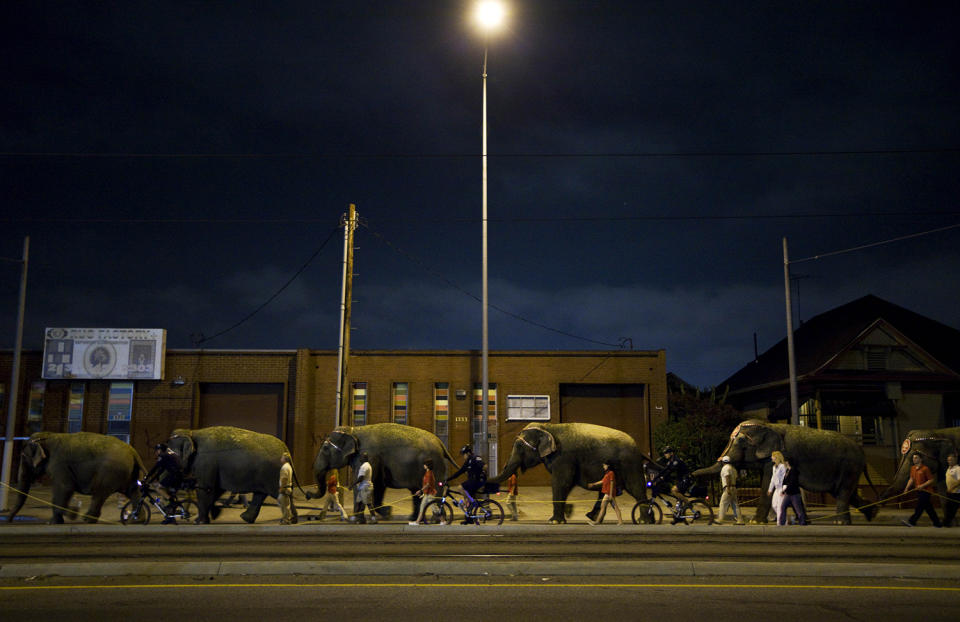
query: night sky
2 2 958 388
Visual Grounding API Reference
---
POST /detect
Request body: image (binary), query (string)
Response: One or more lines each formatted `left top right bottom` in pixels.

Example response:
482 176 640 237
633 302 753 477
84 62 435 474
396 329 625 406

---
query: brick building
1 348 667 485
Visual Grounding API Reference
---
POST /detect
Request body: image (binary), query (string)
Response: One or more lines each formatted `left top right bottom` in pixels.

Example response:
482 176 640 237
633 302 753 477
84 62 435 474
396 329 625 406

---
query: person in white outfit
718 456 743 525
767 450 786 524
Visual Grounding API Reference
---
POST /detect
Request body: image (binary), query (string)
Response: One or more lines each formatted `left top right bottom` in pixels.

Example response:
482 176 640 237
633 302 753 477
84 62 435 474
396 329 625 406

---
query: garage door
199 383 284 438
559 383 650 453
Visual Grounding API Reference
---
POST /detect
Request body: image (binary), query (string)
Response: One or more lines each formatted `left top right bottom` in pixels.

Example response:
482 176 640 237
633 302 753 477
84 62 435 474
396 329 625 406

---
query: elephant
490 422 653 524
692 419 878 524
6 432 145 524
167 426 299 524
310 423 460 520
881 427 960 502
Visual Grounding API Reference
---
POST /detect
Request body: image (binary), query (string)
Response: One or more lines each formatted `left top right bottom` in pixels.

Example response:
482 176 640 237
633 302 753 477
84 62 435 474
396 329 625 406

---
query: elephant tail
441 443 461 470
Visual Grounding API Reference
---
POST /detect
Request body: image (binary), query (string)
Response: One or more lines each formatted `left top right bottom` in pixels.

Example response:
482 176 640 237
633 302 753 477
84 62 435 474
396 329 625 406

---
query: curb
2 559 958 580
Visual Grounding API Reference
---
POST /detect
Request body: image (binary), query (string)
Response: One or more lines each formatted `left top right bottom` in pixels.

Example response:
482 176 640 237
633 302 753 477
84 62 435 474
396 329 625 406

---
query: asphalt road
1 575 958 622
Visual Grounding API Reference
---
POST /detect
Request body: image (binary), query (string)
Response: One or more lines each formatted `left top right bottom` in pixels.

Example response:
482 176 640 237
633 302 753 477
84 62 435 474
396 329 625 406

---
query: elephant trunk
6 462 32 521
489 449 523 484
880 453 913 501
691 460 724 479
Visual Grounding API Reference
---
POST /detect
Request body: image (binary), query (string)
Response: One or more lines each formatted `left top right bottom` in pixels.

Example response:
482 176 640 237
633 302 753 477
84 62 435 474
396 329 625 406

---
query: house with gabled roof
719 295 960 483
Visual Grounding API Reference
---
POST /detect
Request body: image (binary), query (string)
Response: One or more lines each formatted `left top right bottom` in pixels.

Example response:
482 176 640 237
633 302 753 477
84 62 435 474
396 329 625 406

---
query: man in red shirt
902 452 942 527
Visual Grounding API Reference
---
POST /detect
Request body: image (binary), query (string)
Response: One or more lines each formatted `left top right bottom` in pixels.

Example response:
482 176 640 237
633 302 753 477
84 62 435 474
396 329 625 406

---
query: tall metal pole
480 43 490 464
1 236 29 512
334 205 357 429
783 237 799 426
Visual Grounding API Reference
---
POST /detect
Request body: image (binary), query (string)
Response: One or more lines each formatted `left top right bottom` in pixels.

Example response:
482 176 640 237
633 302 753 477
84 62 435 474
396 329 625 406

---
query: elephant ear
26 440 47 468
329 430 359 459
525 428 557 459
170 432 197 467
751 425 783 460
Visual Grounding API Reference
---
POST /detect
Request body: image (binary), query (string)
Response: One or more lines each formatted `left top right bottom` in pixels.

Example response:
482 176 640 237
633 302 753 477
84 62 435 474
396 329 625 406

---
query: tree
653 383 746 470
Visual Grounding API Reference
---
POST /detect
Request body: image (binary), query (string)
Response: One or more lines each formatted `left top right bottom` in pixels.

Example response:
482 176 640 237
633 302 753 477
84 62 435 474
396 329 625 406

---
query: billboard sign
42 328 167 380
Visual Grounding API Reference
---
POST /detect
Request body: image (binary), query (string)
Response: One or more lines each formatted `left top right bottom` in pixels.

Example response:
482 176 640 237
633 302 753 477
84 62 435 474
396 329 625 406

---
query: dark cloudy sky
2 1 958 388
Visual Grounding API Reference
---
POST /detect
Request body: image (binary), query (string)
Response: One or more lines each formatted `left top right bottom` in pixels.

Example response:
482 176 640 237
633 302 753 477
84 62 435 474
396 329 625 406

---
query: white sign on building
42 328 167 380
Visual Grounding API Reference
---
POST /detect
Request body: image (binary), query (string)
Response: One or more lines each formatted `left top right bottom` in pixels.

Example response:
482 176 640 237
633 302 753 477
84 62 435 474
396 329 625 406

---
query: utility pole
1 236 29 512
334 205 358 428
783 237 799 426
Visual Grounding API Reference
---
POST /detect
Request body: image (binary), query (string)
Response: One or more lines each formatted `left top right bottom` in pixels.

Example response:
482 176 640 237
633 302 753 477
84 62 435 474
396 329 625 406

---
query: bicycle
419 482 504 526
120 480 198 525
631 480 714 525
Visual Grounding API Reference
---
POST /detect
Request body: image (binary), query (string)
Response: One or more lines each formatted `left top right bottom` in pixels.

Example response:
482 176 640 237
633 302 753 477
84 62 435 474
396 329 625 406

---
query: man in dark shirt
146 443 183 524
448 445 487 524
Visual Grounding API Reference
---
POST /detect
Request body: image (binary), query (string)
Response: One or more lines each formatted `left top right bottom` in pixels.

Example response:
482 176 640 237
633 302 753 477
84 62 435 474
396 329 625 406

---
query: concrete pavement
3 484 958 580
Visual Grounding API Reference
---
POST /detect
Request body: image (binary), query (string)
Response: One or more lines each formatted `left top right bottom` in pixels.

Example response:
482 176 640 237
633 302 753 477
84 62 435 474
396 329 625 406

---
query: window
434 383 449 446
67 382 85 433
27 381 46 435
107 381 133 443
392 382 409 425
351 382 367 426
473 383 498 466
506 395 551 421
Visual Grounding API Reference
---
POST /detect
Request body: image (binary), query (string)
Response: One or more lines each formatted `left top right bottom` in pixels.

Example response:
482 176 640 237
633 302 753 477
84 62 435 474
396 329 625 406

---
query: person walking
316 470 348 521
353 452 377 524
278 455 295 525
587 462 623 525
410 459 438 525
505 473 519 521
768 450 786 524
902 452 942 527
943 453 960 527
717 456 743 525
778 456 807 525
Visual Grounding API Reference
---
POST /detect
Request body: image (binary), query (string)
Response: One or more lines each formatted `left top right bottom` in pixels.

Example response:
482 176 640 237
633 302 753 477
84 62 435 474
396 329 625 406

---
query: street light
474 1 506 467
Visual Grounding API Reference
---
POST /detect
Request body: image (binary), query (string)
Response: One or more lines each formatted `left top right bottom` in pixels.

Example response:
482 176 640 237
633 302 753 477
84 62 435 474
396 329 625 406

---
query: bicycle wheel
120 499 151 525
178 500 198 523
632 500 662 524
421 499 453 525
678 498 714 525
475 499 504 525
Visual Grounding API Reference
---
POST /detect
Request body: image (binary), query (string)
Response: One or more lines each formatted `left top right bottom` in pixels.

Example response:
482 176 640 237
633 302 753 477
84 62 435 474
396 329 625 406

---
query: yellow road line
2 583 959 592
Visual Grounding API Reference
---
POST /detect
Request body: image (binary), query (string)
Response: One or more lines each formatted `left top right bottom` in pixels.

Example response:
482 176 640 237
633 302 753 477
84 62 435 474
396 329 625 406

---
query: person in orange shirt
587 462 623 525
902 452 942 527
317 470 348 521
410 459 438 525
505 473 519 521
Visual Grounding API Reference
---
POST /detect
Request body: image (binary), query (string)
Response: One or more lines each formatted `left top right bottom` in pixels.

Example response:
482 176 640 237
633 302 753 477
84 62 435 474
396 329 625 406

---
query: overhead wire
191 224 341 346
360 222 623 349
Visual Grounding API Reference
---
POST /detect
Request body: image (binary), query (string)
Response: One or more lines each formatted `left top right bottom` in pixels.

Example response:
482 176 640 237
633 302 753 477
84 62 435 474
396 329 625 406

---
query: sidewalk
0 483 935 527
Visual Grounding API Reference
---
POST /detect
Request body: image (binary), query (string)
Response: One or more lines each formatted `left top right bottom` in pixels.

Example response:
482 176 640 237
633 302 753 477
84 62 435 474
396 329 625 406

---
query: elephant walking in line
311 423 460 520
692 419 878 525
6 432 145 524
881 427 960 502
490 422 653 524
168 426 298 524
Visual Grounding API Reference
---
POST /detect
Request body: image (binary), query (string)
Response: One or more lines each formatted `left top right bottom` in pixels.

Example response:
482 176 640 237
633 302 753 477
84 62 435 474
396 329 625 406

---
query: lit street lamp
474 1 505 466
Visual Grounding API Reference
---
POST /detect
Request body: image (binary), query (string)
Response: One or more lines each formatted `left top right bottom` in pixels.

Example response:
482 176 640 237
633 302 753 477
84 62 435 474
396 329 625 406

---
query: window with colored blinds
392 382 409 425
434 382 449 446
352 382 367 426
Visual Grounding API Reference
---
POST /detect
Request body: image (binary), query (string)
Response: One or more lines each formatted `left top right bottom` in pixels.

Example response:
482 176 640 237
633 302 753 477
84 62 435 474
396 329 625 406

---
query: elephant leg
84 494 108 524
409 489 421 521
753 464 774 524
240 493 266 523
834 488 855 525
585 492 603 521
195 487 218 524
49 486 73 524
372 482 391 518
549 465 576 524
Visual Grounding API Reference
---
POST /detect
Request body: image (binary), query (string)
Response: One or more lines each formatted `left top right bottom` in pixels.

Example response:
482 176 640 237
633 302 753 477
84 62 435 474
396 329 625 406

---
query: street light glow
475 1 506 31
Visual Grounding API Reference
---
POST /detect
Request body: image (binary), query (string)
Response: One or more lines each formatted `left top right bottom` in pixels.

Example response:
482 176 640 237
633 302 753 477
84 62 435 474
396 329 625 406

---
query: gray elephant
491 422 653 524
6 432 145 524
881 427 960 501
168 426 298 524
311 423 459 520
692 419 878 524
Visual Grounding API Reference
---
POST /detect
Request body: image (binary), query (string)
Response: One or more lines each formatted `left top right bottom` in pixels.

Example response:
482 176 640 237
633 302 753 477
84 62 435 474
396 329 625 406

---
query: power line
3 210 958 225
792 222 960 264
191 224 341 346
361 223 622 349
1 147 958 159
